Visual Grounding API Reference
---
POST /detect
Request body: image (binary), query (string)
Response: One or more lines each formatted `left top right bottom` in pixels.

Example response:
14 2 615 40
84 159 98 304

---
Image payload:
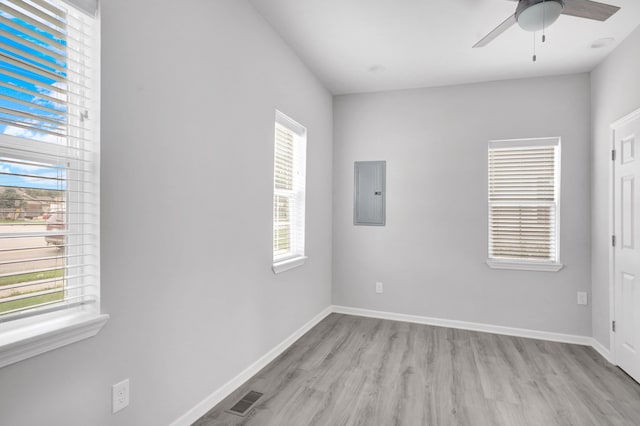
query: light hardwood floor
194 313 640 426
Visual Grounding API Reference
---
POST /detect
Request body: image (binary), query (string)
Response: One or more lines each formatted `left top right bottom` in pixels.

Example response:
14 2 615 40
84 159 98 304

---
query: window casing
272 111 306 273
487 138 562 272
0 0 106 368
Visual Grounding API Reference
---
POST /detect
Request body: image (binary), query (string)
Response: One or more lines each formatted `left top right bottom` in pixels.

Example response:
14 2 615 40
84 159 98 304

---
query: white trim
489 137 560 149
61 0 98 16
607 107 640 365
276 110 306 136
172 305 616 425
0 1 103 369
332 305 592 345
486 260 564 272
272 256 307 274
487 137 562 266
272 111 307 266
608 107 640 366
610 107 640 130
609 117 618 364
170 305 332 426
590 338 612 363
0 312 109 369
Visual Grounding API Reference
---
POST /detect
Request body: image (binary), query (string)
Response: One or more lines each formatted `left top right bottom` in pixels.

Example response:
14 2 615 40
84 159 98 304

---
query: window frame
486 137 563 272
0 0 107 369
272 111 307 274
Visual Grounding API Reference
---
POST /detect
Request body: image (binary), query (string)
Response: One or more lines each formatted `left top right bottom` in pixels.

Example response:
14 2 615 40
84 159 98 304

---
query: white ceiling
248 0 640 94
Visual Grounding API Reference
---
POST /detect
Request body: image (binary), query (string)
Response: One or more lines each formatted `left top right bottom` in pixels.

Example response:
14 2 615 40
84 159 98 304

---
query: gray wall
333 74 592 336
591 26 640 349
0 1 333 425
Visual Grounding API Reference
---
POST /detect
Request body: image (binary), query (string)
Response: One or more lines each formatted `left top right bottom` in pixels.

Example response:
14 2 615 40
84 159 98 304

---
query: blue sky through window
0 2 68 191
0 159 66 191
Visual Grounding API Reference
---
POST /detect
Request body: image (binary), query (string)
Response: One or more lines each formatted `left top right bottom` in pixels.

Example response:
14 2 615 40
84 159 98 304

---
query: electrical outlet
577 292 588 306
376 282 383 294
112 379 130 414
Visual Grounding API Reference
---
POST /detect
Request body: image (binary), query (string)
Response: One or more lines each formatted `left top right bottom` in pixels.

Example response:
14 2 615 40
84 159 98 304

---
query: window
0 0 106 368
487 138 562 271
272 111 307 273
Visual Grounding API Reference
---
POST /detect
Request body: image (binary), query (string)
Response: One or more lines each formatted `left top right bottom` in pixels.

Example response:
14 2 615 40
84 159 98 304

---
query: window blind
61 0 97 16
0 0 97 322
488 139 560 262
273 111 306 262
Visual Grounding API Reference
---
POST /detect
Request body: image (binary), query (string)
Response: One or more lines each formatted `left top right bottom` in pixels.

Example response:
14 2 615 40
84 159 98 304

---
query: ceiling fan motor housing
516 0 565 32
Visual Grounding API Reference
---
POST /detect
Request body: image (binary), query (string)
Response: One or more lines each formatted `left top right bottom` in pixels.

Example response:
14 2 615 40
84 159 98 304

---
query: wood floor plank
194 314 640 426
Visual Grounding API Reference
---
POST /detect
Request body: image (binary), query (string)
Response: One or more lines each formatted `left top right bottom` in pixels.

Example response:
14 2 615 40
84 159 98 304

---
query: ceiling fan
473 0 621 48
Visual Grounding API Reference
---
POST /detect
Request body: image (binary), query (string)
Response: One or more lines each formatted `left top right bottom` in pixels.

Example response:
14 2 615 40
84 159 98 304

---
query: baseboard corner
170 305 332 426
590 338 612 363
331 305 592 346
170 304 614 425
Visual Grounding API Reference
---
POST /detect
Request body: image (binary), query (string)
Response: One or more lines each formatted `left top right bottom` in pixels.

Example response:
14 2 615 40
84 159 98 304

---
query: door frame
609 107 640 365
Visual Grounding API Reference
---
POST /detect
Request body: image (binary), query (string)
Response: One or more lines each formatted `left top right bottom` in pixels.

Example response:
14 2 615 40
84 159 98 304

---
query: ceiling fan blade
562 0 620 21
473 14 517 48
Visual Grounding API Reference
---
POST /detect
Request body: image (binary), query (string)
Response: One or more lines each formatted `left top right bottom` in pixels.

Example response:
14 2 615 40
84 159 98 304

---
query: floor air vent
226 391 263 417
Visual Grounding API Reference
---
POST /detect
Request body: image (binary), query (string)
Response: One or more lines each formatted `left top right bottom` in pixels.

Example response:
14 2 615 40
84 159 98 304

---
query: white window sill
486 260 564 272
273 256 307 274
0 311 109 369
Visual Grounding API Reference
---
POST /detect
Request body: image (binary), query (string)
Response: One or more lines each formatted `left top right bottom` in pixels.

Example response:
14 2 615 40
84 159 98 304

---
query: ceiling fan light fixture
516 0 564 32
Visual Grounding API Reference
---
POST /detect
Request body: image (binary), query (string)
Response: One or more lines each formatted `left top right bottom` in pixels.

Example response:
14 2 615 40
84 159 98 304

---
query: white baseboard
172 304 613 425
170 305 333 426
590 338 612 363
332 305 593 346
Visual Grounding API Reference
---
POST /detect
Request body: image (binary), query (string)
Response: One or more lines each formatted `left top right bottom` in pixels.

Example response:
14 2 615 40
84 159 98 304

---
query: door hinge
612 149 617 161
612 235 616 247
612 321 616 332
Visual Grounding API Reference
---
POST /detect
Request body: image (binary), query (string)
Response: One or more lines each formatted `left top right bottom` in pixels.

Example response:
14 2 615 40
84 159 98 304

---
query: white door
614 110 640 382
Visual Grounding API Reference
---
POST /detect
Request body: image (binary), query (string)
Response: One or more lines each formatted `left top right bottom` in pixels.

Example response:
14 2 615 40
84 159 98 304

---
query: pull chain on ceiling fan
473 0 621 61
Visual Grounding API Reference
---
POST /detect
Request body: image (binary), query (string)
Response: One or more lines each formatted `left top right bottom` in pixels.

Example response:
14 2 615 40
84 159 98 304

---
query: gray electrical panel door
354 161 386 226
